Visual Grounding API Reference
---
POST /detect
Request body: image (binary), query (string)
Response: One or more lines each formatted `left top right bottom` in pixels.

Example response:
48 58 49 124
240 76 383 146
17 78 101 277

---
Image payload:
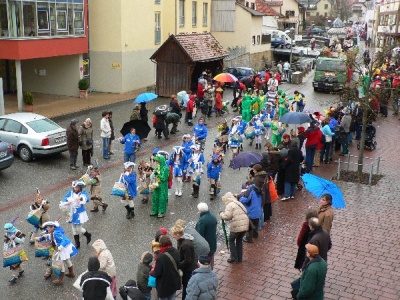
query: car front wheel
18 145 33 162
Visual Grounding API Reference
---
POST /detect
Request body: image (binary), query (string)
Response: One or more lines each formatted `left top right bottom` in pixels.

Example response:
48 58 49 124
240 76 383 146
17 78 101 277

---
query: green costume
270 120 281 146
252 95 263 115
361 74 371 97
241 94 253 122
278 97 288 118
151 155 170 217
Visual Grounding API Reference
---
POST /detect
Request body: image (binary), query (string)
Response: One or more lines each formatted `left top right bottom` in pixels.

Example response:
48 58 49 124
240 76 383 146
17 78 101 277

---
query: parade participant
60 181 92 249
228 118 242 160
150 154 170 218
4 223 26 285
293 90 306 112
188 145 205 198
78 118 94 167
216 120 230 154
266 87 277 106
241 90 253 122
92 239 117 299
181 134 194 156
267 74 279 92
121 162 137 219
204 83 215 118
38 221 78 285
207 154 222 200
169 146 188 197
252 116 263 150
260 104 274 140
138 161 153 204
193 118 208 151
258 90 266 110
270 114 284 147
87 162 108 213
28 189 50 244
119 127 141 163
278 92 288 118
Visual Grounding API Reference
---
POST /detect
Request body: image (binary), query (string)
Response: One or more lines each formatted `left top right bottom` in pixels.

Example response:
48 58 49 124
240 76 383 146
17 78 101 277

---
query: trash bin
291 71 302 85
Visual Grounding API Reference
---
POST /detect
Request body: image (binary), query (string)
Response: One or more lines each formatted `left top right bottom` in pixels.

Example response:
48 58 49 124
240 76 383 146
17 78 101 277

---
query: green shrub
78 78 90 90
23 92 33 105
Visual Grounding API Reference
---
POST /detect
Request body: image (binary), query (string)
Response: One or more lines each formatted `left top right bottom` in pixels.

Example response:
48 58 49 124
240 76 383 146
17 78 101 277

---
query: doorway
0 60 16 94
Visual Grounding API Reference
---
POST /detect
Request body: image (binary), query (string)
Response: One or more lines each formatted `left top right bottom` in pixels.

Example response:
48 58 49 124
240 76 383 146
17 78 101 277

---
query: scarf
318 204 331 213
159 244 172 253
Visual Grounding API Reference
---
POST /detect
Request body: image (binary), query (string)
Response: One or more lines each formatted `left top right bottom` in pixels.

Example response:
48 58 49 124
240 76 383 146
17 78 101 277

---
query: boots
102 203 108 211
74 235 80 249
90 207 99 212
65 266 75 278
125 205 131 219
83 231 92 245
44 267 52 280
52 272 64 285
129 207 135 219
185 176 191 182
255 144 258 150
30 232 35 244
18 270 24 278
9 277 17 285
192 185 199 198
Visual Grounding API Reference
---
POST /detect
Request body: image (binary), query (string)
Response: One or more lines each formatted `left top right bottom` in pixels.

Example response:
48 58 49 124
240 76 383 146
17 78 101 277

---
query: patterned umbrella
213 73 238 83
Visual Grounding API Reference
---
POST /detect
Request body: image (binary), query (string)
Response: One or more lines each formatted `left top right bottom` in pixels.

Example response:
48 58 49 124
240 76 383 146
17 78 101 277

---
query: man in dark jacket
154 114 170 140
307 217 331 264
152 236 181 300
67 119 79 170
80 257 112 300
186 255 218 300
136 251 153 299
171 226 197 300
170 95 181 115
195 202 218 269
281 142 303 201
119 279 146 300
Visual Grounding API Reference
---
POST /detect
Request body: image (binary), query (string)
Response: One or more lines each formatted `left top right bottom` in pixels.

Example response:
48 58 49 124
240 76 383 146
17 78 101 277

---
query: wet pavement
1 67 400 299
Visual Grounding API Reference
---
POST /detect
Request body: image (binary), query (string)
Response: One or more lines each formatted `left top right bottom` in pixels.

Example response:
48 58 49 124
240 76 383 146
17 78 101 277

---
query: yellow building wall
177 0 211 34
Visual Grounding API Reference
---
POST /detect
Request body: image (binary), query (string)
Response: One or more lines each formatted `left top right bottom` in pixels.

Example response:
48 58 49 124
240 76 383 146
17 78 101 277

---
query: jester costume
278 94 288 118
270 119 282 147
150 155 170 218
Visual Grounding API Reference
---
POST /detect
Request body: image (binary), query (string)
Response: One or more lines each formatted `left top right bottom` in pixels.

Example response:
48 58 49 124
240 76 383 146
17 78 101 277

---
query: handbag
3 241 27 267
34 239 53 258
235 202 255 232
147 275 157 288
138 180 150 195
51 252 63 277
79 174 92 186
111 175 127 197
268 176 278 203
26 207 42 227
165 252 183 287
86 139 93 145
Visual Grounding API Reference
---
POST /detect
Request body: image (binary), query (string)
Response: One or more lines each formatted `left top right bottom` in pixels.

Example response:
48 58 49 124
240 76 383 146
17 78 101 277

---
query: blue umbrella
301 173 346 209
229 151 262 170
133 92 158 103
279 111 312 125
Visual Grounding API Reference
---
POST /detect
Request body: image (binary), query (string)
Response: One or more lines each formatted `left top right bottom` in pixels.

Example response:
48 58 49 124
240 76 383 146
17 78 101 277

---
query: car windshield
27 118 60 133
316 59 346 72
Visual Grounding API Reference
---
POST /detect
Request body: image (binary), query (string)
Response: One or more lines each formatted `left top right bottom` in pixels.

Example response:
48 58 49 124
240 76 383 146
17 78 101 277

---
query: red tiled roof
256 0 281 16
262 0 283 6
173 33 228 62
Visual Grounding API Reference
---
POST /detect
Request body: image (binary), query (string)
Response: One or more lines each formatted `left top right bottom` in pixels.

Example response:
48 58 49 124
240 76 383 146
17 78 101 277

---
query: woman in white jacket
220 192 249 264
100 111 111 159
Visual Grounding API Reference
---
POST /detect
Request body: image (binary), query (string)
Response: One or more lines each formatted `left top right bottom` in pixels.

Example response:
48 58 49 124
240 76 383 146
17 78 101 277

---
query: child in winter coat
87 163 108 212
28 189 50 244
136 251 153 300
207 154 222 200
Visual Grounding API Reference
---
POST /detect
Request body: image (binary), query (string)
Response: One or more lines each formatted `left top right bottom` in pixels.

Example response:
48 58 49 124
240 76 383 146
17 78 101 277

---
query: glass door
0 60 16 94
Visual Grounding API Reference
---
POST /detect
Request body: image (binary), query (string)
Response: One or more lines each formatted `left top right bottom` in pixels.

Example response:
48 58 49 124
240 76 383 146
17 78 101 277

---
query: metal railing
336 153 384 185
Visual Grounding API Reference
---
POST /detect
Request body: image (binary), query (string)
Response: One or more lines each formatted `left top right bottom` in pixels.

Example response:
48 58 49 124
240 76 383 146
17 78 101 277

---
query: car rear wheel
18 145 33 162
285 44 292 49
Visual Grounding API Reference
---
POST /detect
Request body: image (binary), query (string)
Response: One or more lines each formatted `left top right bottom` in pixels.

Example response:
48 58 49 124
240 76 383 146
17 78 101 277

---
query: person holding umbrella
118 128 141 163
220 192 249 263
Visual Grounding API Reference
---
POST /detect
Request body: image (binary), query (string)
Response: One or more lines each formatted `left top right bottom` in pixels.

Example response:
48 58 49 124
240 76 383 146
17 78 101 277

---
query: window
261 34 270 44
179 0 185 27
4 120 22 133
155 12 161 44
192 1 197 26
257 35 260 44
306 12 311 16
251 3 255 9
325 4 328 9
246 1 249 7
202 3 208 26
252 36 255 45
285 10 295 18
155 0 161 3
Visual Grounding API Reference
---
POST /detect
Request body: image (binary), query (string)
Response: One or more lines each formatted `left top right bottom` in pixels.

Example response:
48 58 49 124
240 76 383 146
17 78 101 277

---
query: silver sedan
0 113 67 162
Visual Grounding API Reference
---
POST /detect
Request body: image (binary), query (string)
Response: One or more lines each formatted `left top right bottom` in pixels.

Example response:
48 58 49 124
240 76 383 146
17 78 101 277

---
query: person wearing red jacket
275 72 282 84
392 74 400 115
305 120 322 172
197 83 204 101
254 74 263 91
186 95 195 126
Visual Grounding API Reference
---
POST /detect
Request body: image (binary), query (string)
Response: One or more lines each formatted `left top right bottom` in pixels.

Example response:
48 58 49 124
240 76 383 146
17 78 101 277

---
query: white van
264 30 295 49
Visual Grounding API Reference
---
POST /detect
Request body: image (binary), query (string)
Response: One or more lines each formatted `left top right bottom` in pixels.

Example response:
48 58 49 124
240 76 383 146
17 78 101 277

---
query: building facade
0 0 88 107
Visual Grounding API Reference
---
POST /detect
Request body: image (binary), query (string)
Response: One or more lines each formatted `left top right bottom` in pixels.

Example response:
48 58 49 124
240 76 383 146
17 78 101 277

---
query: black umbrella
154 105 171 116
120 120 151 139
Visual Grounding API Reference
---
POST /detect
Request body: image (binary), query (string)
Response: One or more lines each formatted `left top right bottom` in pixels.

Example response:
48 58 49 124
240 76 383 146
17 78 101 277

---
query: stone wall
224 51 273 71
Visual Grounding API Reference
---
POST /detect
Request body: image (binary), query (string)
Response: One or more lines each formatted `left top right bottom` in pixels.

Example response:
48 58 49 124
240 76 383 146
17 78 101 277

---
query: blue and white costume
169 146 189 196
228 118 243 155
60 181 92 246
120 161 137 219
188 145 205 175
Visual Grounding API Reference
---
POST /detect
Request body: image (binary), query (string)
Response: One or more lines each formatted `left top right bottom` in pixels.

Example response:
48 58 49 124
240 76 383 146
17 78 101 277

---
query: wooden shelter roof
150 33 228 63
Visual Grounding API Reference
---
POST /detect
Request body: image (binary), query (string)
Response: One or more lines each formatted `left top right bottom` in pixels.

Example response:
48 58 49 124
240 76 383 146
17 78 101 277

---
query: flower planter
24 104 33 112
79 89 88 99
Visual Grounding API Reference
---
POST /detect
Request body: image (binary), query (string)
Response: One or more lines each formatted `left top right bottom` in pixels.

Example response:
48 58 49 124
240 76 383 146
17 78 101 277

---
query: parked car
306 27 326 36
0 140 14 170
0 113 68 162
223 67 257 81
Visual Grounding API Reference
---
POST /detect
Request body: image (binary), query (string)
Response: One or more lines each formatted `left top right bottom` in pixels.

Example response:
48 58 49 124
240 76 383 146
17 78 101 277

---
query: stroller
357 123 377 150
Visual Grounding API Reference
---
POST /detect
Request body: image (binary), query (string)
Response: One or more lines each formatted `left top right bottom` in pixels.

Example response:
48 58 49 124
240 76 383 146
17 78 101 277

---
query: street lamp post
289 27 295 67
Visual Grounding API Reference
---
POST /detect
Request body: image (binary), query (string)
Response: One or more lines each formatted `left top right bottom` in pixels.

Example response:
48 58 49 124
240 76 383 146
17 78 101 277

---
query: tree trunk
357 100 369 175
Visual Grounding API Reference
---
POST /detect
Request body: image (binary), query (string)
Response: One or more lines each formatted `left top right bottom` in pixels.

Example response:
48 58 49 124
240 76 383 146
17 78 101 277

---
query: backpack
298 93 306 106
152 115 157 125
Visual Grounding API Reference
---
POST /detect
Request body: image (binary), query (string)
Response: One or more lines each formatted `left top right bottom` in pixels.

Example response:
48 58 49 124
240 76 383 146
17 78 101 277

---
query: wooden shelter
150 33 228 97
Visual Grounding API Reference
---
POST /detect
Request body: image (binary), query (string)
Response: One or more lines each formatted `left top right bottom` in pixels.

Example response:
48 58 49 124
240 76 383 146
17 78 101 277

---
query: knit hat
198 255 210 266
298 126 305 133
88 256 100 271
141 251 153 265
305 243 319 257
70 119 78 125
4 223 16 233
155 227 168 241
